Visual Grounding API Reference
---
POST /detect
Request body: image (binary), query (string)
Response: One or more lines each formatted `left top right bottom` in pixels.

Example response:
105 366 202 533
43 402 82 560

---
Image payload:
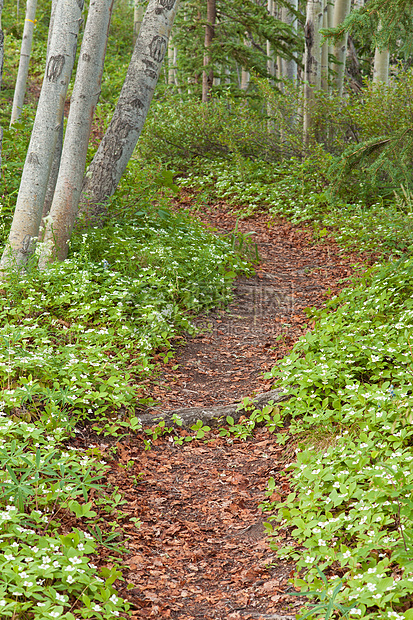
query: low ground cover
259 257 413 618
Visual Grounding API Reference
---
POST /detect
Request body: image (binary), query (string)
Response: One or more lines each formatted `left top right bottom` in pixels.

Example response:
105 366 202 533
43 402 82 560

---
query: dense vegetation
2 0 413 618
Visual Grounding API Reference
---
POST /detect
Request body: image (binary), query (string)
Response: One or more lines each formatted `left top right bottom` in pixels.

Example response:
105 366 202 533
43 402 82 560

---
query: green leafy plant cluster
0 165 251 421
259 255 413 619
0 413 130 619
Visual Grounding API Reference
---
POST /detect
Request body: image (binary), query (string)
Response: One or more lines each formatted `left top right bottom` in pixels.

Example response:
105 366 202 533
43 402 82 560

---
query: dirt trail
85 204 372 619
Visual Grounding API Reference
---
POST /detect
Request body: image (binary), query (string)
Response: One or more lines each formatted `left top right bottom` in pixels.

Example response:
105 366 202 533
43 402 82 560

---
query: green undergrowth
0 413 131 619
257 256 413 619
0 158 251 618
176 155 413 258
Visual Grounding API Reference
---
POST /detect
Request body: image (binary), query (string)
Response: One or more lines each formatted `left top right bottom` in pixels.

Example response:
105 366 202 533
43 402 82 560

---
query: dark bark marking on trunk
149 35 167 62
27 152 40 166
21 234 32 254
159 0 175 9
47 55 65 82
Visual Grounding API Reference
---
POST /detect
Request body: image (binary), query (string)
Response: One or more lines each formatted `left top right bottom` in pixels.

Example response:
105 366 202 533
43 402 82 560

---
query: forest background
1 0 413 618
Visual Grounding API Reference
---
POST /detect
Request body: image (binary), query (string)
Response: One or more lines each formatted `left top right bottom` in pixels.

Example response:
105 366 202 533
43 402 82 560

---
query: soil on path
83 203 373 619
147 200 371 410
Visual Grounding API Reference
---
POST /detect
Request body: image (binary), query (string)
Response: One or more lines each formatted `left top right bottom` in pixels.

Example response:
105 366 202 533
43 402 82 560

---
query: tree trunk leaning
202 0 215 102
10 0 38 126
332 0 351 98
38 0 115 268
79 0 179 212
0 0 83 272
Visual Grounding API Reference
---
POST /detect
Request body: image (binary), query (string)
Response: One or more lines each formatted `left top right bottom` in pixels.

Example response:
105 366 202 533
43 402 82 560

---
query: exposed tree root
139 389 291 428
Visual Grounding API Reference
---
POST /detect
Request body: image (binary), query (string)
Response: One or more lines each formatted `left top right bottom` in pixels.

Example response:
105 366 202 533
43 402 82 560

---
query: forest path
93 201 372 619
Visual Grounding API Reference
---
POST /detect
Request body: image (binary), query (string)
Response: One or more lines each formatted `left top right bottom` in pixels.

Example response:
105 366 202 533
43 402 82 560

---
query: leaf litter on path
77 202 374 619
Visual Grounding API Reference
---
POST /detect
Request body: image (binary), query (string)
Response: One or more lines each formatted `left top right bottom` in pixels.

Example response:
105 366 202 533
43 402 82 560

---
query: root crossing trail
90 203 372 619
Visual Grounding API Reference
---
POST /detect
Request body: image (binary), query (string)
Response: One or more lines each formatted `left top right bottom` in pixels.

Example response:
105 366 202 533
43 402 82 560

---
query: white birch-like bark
202 0 215 102
1 0 83 271
267 0 275 80
303 0 323 143
39 0 115 267
10 0 38 125
321 0 329 91
80 0 179 209
373 47 389 85
133 0 144 43
332 0 351 97
241 37 250 90
281 0 298 83
373 22 389 85
41 0 63 225
327 0 334 71
168 40 177 85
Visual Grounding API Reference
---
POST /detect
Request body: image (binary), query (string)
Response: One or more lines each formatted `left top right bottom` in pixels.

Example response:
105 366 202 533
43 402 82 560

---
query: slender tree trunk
39 0 115 268
332 0 351 97
41 0 62 226
241 37 250 90
373 22 389 85
303 0 323 144
202 0 215 102
281 0 298 84
10 0 38 125
0 0 83 271
80 0 179 211
320 0 329 91
133 0 144 44
266 0 275 80
168 39 178 85
373 47 389 85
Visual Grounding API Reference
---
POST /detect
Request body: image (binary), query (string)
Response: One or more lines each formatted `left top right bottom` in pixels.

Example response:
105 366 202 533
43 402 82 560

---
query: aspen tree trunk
41 0 62 225
0 0 3 169
80 0 179 210
303 0 323 144
332 0 351 97
373 47 389 85
241 37 250 91
0 0 83 271
10 0 38 125
320 0 329 91
202 0 215 102
266 0 275 80
133 0 144 44
373 22 389 85
281 0 298 83
327 0 334 73
167 41 177 85
39 0 115 267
